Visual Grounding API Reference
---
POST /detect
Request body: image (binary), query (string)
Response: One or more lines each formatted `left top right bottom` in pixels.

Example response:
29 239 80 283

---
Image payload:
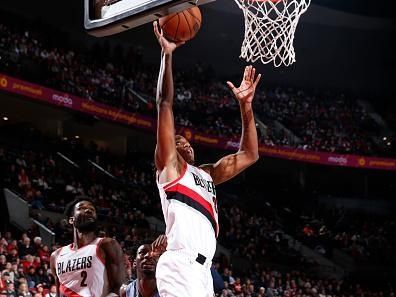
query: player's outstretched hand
151 234 167 256
227 65 261 104
153 21 185 54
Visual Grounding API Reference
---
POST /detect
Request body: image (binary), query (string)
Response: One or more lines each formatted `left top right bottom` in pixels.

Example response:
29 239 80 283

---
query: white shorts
156 250 214 297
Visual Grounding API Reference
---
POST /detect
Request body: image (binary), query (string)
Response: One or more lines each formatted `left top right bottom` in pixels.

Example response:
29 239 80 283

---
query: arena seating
0 20 391 156
1 124 395 296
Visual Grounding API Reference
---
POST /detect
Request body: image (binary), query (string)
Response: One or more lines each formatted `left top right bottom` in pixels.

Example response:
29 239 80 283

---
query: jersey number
80 271 88 287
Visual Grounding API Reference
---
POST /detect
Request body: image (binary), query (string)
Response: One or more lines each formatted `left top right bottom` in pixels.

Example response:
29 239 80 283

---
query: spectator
25 267 39 289
0 272 12 292
17 169 30 189
0 257 6 271
35 269 50 288
258 287 265 297
44 285 56 297
36 247 49 265
20 256 34 273
220 282 235 297
13 266 26 283
1 282 17 297
34 284 44 297
6 250 18 264
18 239 35 258
17 283 31 297
1 264 12 280
6 241 18 254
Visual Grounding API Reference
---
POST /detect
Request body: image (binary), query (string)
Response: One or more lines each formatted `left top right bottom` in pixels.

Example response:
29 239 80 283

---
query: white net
234 0 311 67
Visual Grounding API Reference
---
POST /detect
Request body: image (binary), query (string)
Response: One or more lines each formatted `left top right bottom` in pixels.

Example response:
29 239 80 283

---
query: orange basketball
158 7 202 42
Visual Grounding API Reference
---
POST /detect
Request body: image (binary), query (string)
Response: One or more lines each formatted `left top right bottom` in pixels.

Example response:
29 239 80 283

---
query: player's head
133 244 159 279
175 135 194 164
65 196 97 233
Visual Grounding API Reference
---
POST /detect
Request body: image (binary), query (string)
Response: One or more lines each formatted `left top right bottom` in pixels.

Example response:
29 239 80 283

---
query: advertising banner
1 74 395 171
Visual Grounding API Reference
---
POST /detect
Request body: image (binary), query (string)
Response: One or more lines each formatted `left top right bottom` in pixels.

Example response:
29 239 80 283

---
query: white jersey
55 238 109 297
157 162 219 260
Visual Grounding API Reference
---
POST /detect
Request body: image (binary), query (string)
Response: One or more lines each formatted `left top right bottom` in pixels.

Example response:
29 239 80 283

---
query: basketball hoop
234 0 311 67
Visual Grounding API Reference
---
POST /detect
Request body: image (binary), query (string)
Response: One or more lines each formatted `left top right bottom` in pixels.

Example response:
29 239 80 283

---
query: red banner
1 73 395 171
0 74 155 131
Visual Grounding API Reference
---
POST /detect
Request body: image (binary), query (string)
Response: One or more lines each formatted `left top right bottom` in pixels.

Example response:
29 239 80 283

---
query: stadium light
3 117 8 121
383 137 387 141
75 135 80 139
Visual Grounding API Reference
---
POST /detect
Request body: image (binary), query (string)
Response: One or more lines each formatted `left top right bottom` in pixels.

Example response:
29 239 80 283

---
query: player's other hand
151 234 167 256
227 65 261 104
153 21 185 54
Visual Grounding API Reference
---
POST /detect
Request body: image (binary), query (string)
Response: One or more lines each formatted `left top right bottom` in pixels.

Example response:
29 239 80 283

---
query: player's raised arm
153 22 184 172
200 65 260 185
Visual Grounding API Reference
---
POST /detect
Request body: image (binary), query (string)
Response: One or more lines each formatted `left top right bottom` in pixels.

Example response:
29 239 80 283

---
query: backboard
84 0 214 37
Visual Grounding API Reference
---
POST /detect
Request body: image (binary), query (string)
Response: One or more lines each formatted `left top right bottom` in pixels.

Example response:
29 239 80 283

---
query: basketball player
50 197 125 297
121 235 166 297
153 22 261 297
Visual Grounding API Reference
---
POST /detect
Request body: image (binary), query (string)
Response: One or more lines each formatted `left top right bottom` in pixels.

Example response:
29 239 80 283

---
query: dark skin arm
200 66 261 185
153 21 185 183
50 249 61 297
100 238 126 296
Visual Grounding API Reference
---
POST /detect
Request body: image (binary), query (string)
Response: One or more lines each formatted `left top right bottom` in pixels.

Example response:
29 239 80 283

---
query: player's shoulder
50 246 65 260
99 237 122 253
99 237 119 245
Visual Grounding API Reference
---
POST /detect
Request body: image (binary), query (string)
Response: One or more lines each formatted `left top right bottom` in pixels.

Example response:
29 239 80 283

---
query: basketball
158 7 202 42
